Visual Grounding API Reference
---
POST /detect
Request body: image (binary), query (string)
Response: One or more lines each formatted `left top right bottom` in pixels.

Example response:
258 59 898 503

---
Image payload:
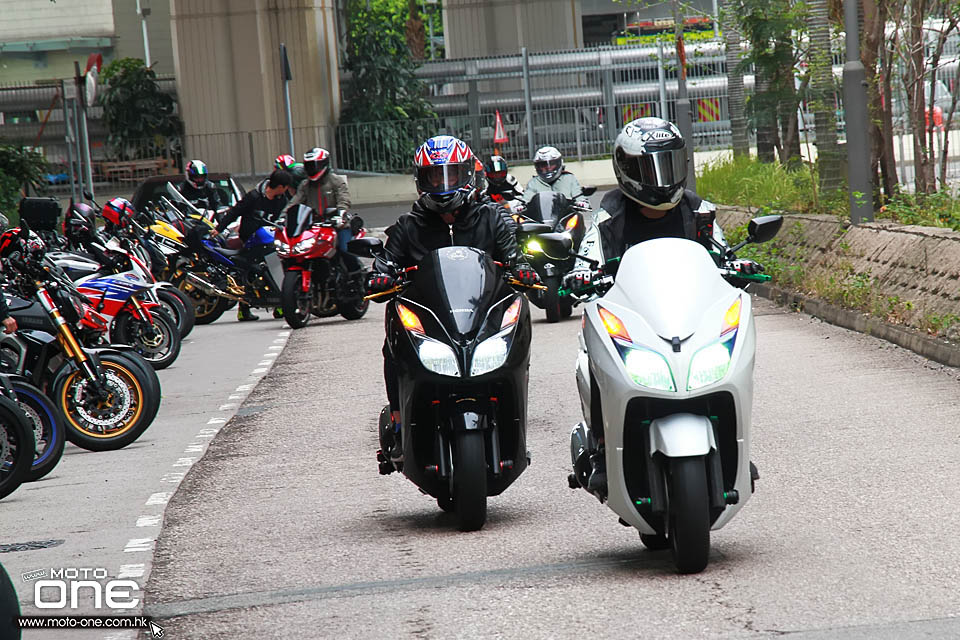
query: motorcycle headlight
619 344 675 392
687 333 736 390
294 237 316 253
525 239 543 254
471 329 511 376
416 336 460 377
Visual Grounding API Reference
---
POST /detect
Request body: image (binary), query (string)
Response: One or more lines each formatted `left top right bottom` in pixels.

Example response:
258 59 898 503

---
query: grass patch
876 188 960 231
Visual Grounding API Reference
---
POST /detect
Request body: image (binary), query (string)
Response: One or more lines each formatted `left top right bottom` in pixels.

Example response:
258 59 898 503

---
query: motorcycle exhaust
184 272 244 302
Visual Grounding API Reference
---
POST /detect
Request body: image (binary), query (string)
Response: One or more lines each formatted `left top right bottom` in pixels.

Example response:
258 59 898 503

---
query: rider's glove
512 265 541 286
366 272 397 297
731 259 763 275
562 269 593 292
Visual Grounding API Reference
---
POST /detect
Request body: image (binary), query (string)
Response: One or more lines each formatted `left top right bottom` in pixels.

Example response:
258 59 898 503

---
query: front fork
36 286 100 383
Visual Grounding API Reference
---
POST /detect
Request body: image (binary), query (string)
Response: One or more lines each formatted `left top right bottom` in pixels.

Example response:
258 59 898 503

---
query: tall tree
722 0 750 156
807 0 843 193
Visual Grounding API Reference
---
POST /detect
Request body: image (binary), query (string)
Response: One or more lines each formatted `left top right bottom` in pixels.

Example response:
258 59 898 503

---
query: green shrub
0 145 47 218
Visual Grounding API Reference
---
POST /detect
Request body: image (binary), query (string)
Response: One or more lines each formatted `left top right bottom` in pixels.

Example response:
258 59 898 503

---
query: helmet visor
535 159 561 177
304 158 329 178
487 170 507 182
618 148 687 189
415 163 474 194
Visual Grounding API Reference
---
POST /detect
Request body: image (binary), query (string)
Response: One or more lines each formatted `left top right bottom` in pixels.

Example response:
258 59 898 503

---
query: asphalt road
0 313 294 640
133 297 960 639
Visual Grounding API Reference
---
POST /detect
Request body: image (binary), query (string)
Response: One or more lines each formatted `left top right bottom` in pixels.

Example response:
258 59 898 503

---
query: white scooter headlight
471 329 510 376
687 333 736 390
620 344 675 392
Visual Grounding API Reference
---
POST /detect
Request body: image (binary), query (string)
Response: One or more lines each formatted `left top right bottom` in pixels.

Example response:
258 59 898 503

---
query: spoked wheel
452 431 487 532
543 275 562 323
0 397 35 500
667 456 711 574
281 271 312 329
57 356 154 451
178 274 230 325
13 381 65 483
113 311 181 370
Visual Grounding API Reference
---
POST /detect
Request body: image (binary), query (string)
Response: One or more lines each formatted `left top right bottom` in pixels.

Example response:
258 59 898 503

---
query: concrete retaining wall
716 207 960 336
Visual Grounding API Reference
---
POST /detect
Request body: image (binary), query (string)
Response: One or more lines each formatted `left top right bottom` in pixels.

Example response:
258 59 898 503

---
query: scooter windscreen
406 246 502 338
525 192 567 228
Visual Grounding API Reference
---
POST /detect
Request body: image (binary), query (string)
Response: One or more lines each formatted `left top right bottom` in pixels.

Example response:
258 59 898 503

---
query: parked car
130 173 245 213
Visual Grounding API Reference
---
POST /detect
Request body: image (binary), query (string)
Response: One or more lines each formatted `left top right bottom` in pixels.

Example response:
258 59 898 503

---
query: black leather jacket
384 199 519 269
178 180 222 210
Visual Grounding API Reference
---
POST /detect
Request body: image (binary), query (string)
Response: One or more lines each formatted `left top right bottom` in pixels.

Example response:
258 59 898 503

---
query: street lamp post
842 0 874 223
136 0 152 66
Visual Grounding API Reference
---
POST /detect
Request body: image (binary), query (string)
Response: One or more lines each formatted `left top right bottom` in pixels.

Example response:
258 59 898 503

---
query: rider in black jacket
367 136 538 461
179 160 222 211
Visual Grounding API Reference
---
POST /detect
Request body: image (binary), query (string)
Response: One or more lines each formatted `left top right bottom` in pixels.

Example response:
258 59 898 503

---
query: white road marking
136 515 161 527
160 472 185 483
267 346 283 351
236 384 254 391
124 538 154 553
257 361 272 366
252 368 268 374
173 457 196 467
207 417 226 424
272 338 286 343
228 394 244 400
262 353 278 358
145 492 172 506
184 444 203 453
118 564 145 579
195 428 219 438
278 331 291 337
219 403 238 411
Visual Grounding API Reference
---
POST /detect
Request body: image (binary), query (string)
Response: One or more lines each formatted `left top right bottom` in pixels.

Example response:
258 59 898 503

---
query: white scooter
566 215 782 574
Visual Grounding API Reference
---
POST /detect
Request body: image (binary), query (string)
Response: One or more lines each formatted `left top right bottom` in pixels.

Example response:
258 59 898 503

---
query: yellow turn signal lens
599 306 631 343
501 298 522 329
565 216 578 230
722 297 741 336
397 303 424 334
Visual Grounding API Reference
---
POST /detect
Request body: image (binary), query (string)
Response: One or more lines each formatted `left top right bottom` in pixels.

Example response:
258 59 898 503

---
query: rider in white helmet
523 146 584 202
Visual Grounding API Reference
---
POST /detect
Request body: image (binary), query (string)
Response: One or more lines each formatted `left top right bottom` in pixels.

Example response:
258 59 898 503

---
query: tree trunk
406 0 426 60
904 0 935 193
776 37 802 167
755 67 777 163
809 0 843 193
722 0 750 157
862 0 897 204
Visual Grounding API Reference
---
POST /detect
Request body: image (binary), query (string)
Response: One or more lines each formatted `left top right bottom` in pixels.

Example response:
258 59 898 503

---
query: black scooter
351 237 542 531
513 187 595 322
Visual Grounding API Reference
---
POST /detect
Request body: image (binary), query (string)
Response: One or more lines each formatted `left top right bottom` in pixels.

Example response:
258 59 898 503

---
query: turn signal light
722 297 741 336
501 298 522 329
599 306 631 343
565 215 579 230
397 303 424 334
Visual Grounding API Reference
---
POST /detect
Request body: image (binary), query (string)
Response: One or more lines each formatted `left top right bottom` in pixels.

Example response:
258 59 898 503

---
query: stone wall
716 208 960 331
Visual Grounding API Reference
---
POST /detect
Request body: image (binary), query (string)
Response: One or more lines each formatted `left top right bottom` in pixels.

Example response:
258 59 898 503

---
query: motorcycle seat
212 247 242 257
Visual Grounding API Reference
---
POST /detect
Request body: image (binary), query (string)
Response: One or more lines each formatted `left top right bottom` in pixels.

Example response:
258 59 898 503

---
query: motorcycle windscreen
612 237 734 341
409 246 500 338
285 205 312 238
525 192 565 228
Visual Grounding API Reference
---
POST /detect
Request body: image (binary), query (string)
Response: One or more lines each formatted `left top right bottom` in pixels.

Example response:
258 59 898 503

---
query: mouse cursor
149 621 165 638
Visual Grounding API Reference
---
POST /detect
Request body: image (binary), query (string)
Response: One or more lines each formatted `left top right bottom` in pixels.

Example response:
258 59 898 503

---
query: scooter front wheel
452 430 487 531
667 456 711 574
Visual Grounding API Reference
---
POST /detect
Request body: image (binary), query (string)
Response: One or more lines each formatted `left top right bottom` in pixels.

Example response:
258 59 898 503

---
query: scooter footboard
649 413 716 458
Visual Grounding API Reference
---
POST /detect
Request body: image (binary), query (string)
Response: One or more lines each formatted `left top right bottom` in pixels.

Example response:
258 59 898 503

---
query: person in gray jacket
287 147 362 274
523 146 584 202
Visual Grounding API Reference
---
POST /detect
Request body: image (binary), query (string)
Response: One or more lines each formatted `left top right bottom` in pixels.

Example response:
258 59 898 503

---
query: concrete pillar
170 0 340 175
442 0 583 58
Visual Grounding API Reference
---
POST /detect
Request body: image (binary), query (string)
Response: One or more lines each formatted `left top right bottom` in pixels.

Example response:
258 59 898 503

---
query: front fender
649 413 716 458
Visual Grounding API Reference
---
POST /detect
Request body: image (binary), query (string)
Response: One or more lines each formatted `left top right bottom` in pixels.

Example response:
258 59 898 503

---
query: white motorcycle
566 215 782 574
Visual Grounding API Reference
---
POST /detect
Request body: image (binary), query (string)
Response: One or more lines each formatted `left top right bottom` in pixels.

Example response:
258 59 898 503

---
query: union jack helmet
413 136 476 214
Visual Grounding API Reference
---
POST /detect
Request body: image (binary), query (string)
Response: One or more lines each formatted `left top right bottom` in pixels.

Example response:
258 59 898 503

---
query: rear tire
157 287 195 338
452 431 487 532
281 271 312 329
178 274 230 325
667 456 711 574
0 397 34 500
14 382 64 483
339 295 369 321
543 275 561 323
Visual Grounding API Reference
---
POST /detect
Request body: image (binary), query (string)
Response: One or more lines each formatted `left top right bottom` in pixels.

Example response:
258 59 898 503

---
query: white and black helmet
533 146 563 184
613 117 687 210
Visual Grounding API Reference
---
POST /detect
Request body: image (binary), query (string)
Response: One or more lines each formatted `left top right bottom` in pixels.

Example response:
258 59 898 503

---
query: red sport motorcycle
275 205 370 329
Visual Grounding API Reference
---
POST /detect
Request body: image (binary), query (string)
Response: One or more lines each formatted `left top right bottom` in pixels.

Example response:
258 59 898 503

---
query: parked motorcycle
275 205 369 328
0 380 36 499
567 215 782 573
513 187 595 322
351 237 542 532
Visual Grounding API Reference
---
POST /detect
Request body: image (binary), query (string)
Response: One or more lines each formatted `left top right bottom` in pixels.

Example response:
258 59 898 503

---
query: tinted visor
415 163 474 194
304 158 329 177
535 159 561 176
487 170 507 181
617 148 687 188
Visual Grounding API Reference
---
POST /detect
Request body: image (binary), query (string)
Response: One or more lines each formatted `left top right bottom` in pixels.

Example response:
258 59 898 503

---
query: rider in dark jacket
367 136 536 462
179 160 222 211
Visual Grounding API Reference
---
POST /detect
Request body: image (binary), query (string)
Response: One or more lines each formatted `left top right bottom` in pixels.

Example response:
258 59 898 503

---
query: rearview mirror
82 190 94 201
535 232 574 258
580 185 597 196
519 222 552 235
747 215 783 244
347 236 383 258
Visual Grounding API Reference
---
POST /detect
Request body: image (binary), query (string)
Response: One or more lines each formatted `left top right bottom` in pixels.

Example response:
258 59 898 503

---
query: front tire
113 310 181 370
543 275 561 323
338 295 369 321
281 271 312 329
14 382 65 483
57 355 155 451
667 456 711 574
157 287 196 338
452 431 487 532
0 397 34 500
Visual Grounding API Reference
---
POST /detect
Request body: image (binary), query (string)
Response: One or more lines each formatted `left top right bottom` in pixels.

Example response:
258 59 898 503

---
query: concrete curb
755 283 960 368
